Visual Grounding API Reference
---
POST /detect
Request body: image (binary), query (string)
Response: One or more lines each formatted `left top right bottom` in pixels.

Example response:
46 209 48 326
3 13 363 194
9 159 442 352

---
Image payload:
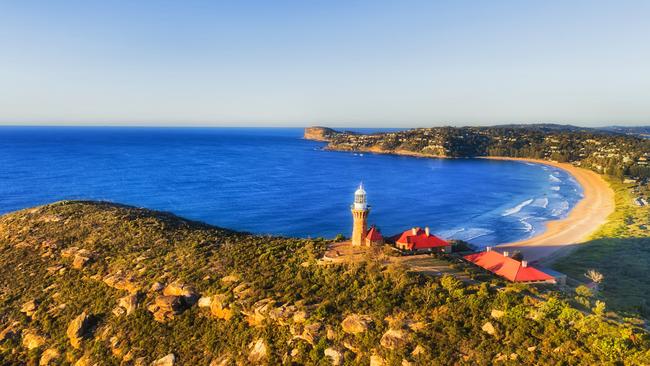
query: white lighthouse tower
351 183 369 246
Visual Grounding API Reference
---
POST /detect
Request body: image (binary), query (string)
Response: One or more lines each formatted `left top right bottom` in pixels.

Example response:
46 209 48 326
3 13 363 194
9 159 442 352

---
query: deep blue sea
0 127 583 247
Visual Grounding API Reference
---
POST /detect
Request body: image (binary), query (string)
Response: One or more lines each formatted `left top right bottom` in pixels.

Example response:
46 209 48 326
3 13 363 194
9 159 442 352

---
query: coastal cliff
1 200 647 364
303 126 339 141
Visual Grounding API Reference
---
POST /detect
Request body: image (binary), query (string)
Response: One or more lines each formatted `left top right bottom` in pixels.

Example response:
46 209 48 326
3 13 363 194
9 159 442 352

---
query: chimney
521 260 528 267
411 227 417 235
486 246 492 252
503 251 509 257
425 227 430 236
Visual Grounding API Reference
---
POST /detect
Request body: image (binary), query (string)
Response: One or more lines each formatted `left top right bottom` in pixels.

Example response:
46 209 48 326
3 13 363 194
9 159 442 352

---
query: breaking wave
549 174 561 183
531 197 549 208
502 199 534 216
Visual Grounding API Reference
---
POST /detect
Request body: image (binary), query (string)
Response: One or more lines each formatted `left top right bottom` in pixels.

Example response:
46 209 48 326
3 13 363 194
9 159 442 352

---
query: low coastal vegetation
554 179 650 318
1 201 649 364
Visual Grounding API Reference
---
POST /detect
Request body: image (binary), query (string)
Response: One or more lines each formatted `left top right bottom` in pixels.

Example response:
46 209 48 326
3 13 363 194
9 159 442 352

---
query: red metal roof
463 251 554 282
366 226 383 241
395 228 449 250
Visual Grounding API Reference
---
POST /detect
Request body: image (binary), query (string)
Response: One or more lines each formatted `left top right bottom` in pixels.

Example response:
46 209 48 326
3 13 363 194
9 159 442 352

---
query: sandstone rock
134 357 147 366
401 360 414 366
151 353 175 366
380 329 410 350
245 298 275 326
0 322 20 342
61 246 79 258
527 346 537 352
248 339 267 364
22 331 46 350
341 314 372 334
163 281 198 305
324 348 342 365
103 272 140 294
67 311 91 349
118 294 139 315
412 345 426 357
233 283 253 298
490 309 505 319
74 354 94 366
148 295 183 322
150 282 164 292
221 274 240 284
482 321 496 336
21 300 38 317
343 340 360 353
39 348 60 365
210 294 234 321
72 254 91 269
209 354 231 366
112 306 126 317
370 354 386 366
268 304 297 325
295 322 321 345
292 310 308 323
198 296 212 308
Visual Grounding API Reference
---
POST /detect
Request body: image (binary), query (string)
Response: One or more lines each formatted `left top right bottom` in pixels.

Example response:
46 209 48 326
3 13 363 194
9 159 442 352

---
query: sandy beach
490 157 615 264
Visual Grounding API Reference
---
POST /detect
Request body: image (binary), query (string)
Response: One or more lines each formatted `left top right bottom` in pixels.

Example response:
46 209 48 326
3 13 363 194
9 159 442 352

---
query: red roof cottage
365 226 384 246
464 248 556 283
395 227 451 253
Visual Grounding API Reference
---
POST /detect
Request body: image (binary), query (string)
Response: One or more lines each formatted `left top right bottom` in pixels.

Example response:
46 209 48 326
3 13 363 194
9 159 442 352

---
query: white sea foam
531 197 549 208
452 228 494 241
551 201 570 217
519 217 534 232
502 198 534 216
550 186 560 191
549 174 561 183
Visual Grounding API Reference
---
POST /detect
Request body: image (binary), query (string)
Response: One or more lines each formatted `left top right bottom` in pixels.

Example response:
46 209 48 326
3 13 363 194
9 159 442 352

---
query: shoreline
488 157 615 264
320 144 616 263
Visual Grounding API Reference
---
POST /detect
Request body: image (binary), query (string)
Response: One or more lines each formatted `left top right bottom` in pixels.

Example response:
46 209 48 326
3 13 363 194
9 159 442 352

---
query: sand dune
490 157 615 264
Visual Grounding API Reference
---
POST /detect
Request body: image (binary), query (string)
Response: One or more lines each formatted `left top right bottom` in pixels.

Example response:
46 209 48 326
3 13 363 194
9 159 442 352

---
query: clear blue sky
1 0 648 127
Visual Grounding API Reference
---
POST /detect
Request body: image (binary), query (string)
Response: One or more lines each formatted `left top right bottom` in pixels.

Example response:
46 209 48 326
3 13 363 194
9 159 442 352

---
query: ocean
0 127 583 246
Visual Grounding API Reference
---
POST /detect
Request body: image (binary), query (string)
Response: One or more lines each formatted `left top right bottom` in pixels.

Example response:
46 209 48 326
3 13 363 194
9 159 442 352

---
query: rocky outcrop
163 281 198 306
198 296 212 308
248 339 267 364
209 354 231 366
341 314 372 334
370 354 386 366
210 294 234 321
490 309 505 319
67 311 91 349
22 331 46 350
39 348 60 365
380 328 410 350
482 321 496 336
151 353 175 366
148 295 184 322
103 271 140 294
118 293 140 315
244 298 275 327
303 127 339 142
20 299 39 317
324 348 343 365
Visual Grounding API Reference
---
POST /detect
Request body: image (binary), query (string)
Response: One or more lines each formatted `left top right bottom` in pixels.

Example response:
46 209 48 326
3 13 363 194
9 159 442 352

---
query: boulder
39 348 60 365
210 294 234 321
233 283 253 299
209 354 231 366
221 274 240 284
294 322 321 345
490 309 505 319
482 321 496 336
248 339 267 364
341 314 372 334
61 246 79 258
72 254 91 269
150 282 164 292
67 311 91 349
370 354 386 366
118 294 140 315
380 329 410 350
151 353 175 366
74 354 94 366
103 272 140 294
21 300 39 317
22 331 46 350
412 345 426 357
163 281 199 305
324 348 343 365
148 295 183 322
292 310 308 323
198 296 212 308
245 298 275 326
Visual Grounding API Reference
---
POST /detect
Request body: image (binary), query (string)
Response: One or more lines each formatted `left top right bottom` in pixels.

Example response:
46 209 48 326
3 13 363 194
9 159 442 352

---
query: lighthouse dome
353 183 367 210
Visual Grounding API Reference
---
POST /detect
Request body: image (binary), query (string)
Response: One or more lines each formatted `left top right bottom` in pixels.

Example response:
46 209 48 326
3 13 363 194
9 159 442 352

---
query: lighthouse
351 183 369 246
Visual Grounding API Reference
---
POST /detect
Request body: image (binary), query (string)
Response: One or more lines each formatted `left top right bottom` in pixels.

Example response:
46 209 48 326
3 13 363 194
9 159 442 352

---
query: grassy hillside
0 201 648 365
554 179 650 317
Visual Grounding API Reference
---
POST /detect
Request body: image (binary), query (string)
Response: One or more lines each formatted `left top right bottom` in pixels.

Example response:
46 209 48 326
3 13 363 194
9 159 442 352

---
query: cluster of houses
350 184 564 285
